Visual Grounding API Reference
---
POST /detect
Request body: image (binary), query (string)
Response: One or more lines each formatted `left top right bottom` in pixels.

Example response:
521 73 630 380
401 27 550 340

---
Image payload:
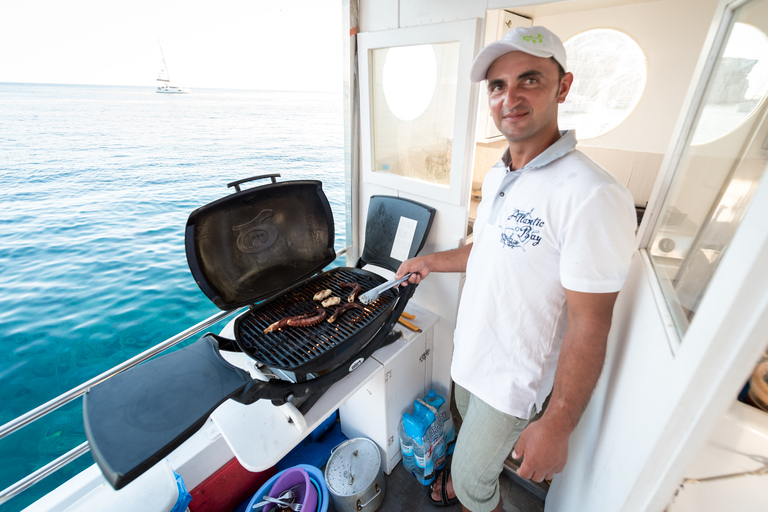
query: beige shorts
450 384 534 512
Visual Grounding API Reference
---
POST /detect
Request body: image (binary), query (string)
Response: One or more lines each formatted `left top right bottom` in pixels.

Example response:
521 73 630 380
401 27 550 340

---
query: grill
83 175 435 490
236 268 397 373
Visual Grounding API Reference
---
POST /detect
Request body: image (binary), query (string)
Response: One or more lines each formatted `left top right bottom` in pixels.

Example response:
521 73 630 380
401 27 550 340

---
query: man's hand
512 416 569 482
394 243 473 286
395 256 433 286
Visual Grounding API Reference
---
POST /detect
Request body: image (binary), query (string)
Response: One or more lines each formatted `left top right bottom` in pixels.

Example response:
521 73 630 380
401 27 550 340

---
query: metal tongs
359 273 412 305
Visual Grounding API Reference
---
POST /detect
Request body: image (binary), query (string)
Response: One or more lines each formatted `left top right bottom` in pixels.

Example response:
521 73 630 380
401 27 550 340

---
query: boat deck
377 461 546 512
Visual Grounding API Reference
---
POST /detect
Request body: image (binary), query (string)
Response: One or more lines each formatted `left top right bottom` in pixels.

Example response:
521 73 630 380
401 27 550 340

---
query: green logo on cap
522 34 544 44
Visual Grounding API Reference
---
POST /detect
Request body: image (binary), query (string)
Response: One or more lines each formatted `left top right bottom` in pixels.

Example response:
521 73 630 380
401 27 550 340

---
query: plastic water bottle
400 399 444 485
415 399 446 471
424 390 456 455
397 420 416 475
400 407 433 485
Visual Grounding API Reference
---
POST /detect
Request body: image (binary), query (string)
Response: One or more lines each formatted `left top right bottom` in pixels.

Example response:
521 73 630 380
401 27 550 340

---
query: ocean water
0 83 346 510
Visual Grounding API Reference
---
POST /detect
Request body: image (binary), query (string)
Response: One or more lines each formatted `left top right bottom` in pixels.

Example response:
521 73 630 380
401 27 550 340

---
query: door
546 0 768 510
356 20 481 402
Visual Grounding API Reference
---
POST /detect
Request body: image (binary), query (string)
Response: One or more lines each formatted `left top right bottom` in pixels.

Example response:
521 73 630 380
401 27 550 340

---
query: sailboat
156 41 190 94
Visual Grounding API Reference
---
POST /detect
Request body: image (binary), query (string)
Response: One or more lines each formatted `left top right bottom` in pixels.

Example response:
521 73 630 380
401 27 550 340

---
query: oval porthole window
559 29 647 139
382 45 438 121
691 22 768 145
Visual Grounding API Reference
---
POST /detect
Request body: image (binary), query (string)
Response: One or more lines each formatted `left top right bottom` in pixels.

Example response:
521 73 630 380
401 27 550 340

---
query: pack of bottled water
398 389 456 485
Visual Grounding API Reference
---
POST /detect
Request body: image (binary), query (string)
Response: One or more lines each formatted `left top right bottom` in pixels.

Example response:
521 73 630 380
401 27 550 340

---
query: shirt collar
500 130 577 171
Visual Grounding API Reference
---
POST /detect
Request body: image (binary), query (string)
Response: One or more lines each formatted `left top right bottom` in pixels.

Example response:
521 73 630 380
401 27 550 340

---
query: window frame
638 0 763 353
357 20 480 206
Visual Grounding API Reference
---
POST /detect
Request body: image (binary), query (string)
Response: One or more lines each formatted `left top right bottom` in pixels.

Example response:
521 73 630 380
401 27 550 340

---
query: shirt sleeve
559 183 636 293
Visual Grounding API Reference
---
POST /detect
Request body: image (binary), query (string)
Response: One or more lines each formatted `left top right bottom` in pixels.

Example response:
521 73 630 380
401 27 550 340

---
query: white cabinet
339 303 439 474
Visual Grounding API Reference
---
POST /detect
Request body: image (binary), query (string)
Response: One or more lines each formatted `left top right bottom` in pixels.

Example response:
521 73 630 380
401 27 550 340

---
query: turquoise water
0 83 346 510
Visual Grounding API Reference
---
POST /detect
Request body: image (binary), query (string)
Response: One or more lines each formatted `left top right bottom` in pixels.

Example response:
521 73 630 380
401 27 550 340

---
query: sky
0 0 343 92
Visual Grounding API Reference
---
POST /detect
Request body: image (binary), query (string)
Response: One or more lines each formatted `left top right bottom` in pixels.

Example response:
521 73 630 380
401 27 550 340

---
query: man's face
486 52 572 145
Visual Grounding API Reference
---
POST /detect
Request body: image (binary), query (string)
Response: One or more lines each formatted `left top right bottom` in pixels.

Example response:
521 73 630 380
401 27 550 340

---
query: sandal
427 468 459 507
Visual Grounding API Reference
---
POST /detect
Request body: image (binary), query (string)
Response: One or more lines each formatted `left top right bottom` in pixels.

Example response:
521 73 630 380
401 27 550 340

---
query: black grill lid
185 176 335 309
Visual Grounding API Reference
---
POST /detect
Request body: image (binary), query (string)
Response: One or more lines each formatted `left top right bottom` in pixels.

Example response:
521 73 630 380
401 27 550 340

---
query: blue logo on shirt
500 208 544 250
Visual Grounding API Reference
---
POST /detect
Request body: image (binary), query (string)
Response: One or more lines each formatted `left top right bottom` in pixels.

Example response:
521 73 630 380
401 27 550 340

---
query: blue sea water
0 83 346 510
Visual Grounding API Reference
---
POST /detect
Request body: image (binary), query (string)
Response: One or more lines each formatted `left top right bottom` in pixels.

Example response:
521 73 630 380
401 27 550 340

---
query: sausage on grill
264 308 328 333
340 282 363 303
328 303 365 323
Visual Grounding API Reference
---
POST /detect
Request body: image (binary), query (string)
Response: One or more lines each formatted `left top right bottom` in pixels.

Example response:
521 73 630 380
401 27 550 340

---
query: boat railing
0 248 348 506
0 248 349 506
0 307 242 505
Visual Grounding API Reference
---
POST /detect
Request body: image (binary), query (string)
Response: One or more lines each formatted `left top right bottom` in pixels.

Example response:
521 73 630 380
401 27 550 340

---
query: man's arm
512 289 619 482
394 243 473 285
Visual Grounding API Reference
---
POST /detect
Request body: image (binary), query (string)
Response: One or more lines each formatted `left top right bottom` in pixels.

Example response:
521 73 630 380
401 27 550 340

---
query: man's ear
558 72 574 104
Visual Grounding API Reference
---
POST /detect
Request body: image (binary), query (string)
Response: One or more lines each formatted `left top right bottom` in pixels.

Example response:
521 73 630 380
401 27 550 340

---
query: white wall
359 0 486 32
535 0 720 155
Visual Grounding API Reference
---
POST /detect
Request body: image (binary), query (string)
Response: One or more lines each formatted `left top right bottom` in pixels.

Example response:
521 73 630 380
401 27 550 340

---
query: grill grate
236 268 398 370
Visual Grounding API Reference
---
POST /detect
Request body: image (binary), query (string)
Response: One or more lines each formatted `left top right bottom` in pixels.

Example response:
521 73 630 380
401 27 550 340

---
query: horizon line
0 80 341 94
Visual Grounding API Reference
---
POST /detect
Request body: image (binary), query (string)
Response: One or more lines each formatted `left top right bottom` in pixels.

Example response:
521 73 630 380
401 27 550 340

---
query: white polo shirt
451 130 636 419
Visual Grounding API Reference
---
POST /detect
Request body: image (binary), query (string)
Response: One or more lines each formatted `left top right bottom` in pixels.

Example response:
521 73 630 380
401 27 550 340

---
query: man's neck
505 127 563 171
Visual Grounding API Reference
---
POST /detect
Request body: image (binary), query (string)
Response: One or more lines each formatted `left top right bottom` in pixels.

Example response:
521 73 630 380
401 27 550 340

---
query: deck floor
376 461 546 512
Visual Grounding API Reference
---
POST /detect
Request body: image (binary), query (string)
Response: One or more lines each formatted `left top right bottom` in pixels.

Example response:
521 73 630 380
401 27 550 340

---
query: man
395 26 636 511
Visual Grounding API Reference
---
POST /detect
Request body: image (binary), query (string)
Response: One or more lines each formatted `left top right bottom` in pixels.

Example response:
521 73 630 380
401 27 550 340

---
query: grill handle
226 174 281 192
377 278 418 346
235 282 418 407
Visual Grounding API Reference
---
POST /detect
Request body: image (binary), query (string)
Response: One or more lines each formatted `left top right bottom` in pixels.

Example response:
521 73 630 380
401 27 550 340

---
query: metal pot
324 438 385 512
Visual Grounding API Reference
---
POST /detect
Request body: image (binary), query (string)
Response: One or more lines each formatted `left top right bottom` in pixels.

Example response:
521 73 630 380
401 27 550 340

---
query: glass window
559 29 647 139
649 2 768 338
370 42 460 186
692 22 768 144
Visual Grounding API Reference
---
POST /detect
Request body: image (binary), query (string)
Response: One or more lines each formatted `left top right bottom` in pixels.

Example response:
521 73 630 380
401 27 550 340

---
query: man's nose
502 85 521 107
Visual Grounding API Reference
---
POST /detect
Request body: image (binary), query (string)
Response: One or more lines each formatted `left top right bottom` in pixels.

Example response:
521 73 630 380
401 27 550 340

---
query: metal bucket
324 437 385 512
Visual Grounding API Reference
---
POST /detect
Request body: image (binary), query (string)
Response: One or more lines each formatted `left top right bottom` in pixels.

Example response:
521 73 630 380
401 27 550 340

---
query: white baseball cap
470 26 567 82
